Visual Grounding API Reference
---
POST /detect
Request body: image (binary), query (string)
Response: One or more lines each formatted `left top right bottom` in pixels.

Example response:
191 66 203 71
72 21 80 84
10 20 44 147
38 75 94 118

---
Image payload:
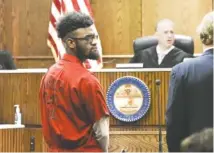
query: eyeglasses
70 34 99 44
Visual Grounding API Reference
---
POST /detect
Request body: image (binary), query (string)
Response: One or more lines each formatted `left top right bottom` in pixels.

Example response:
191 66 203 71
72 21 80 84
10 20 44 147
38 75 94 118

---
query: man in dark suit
130 19 192 68
165 11 213 152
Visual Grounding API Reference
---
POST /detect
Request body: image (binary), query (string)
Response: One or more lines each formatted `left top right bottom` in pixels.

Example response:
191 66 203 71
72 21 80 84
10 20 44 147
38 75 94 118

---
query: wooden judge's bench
0 68 171 152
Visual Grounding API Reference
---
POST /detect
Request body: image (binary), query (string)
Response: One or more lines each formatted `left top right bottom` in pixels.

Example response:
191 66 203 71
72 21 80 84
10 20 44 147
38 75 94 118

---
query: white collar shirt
156 45 175 65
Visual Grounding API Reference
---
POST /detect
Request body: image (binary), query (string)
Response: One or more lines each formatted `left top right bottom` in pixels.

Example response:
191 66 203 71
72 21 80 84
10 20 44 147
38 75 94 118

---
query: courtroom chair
133 34 194 55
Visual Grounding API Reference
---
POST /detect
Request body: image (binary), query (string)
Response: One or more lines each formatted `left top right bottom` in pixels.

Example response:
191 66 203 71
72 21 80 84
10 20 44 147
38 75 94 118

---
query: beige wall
0 0 212 68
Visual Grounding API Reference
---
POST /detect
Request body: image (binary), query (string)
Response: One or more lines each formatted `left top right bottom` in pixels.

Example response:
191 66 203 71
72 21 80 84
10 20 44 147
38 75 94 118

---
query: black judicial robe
130 46 193 68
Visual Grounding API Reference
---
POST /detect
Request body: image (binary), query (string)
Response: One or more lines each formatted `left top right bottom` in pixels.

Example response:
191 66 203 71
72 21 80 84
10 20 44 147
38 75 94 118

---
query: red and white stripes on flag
47 0 103 69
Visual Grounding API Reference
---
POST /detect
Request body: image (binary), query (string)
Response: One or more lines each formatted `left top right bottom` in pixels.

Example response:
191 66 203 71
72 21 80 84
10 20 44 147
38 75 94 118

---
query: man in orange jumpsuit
39 11 109 152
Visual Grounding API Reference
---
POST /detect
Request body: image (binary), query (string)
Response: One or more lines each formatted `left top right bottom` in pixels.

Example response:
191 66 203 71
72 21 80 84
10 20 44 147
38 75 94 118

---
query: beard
76 42 100 61
87 50 100 60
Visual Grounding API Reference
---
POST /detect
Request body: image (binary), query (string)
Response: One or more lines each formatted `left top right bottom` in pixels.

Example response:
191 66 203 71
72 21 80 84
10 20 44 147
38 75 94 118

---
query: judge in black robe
130 46 192 68
130 19 194 68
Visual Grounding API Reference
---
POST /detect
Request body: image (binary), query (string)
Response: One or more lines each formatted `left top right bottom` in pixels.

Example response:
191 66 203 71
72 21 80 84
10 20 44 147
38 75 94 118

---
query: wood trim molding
13 56 54 60
13 55 134 60
12 53 201 60
110 130 166 135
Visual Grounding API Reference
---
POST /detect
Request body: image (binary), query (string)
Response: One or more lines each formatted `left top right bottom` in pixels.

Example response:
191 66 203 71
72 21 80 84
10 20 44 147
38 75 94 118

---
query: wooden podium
0 68 171 152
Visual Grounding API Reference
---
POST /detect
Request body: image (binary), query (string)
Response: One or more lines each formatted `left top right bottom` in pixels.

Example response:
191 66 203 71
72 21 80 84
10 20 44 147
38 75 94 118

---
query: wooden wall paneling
0 128 167 152
0 0 212 68
14 58 55 68
91 0 142 55
15 0 52 56
0 128 44 152
12 56 131 69
0 71 170 125
0 0 6 50
94 71 170 126
24 73 44 124
24 0 52 56
0 73 44 125
0 73 27 124
109 131 167 152
6 0 28 56
4 0 14 55
0 0 52 56
142 0 213 53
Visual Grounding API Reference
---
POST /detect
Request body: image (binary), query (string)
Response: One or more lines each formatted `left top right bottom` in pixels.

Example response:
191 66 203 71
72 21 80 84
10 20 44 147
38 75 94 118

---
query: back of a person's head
0 51 16 70
181 128 213 152
56 11 93 39
197 11 214 46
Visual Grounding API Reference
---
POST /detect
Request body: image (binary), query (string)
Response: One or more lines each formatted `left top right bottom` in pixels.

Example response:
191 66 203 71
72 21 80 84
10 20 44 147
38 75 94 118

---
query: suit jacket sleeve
165 66 187 152
182 53 194 61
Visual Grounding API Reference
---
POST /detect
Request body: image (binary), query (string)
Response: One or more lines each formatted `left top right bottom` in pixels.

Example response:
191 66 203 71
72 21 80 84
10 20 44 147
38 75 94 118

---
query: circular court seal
106 76 150 122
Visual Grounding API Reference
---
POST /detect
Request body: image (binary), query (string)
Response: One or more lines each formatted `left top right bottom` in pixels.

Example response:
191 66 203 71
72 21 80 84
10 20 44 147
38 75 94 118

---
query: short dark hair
181 128 213 152
56 11 93 39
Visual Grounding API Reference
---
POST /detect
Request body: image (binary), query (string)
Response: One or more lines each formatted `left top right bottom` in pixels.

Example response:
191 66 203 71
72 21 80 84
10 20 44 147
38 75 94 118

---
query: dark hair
0 51 16 70
181 128 213 152
56 11 93 39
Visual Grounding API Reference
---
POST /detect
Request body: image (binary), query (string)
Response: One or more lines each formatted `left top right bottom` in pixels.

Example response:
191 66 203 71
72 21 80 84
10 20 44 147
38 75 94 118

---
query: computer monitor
0 51 16 70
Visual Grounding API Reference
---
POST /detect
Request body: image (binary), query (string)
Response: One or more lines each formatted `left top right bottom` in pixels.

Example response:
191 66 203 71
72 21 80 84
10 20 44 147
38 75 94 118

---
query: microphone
155 79 162 152
155 79 161 86
30 136 35 152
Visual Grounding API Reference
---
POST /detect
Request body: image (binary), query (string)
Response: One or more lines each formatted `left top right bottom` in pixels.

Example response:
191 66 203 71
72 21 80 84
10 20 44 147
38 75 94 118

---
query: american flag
47 0 103 69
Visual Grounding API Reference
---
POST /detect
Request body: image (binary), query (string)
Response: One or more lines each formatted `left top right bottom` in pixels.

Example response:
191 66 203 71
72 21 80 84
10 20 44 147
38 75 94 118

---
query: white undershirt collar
156 45 175 65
